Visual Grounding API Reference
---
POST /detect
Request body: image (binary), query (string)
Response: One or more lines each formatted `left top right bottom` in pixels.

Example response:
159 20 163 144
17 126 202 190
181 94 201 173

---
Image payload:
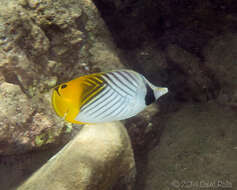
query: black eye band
55 86 60 96
61 84 67 89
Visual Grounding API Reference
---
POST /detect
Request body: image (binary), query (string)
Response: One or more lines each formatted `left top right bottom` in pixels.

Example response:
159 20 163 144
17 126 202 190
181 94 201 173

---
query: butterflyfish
51 69 168 124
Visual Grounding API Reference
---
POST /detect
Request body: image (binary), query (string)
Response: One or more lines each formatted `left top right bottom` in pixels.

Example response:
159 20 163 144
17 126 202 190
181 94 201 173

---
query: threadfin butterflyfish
51 69 168 124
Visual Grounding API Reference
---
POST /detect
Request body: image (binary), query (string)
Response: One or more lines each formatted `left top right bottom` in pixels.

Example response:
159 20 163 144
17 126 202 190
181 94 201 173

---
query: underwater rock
0 0 124 94
17 122 135 190
21 0 124 81
123 43 168 85
141 102 237 190
0 82 65 155
204 33 237 109
0 82 34 155
165 44 218 101
125 104 163 154
0 1 49 93
0 0 128 156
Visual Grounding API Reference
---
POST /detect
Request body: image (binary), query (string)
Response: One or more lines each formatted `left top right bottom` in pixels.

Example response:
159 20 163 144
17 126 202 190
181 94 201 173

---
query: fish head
51 81 80 120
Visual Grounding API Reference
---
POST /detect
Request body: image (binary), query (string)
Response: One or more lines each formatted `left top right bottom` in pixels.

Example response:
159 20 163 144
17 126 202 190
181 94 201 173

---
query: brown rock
17 122 135 190
204 33 237 108
166 44 218 101
0 0 127 156
0 82 64 155
125 104 162 153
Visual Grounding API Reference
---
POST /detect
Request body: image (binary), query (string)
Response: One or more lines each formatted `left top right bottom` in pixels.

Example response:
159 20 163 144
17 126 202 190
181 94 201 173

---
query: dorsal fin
80 74 106 108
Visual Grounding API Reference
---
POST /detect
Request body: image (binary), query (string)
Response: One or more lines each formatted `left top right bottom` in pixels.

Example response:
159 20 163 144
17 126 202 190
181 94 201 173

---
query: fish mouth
160 87 168 95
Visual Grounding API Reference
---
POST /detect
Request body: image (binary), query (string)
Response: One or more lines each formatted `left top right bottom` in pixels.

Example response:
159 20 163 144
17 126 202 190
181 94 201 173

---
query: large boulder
0 0 126 155
17 122 135 190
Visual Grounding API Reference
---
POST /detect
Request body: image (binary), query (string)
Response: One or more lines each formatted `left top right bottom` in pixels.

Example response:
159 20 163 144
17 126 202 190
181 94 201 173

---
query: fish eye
61 84 67 89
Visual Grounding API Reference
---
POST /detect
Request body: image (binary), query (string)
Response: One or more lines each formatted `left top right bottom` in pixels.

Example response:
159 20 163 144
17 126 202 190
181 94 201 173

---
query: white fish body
75 70 168 123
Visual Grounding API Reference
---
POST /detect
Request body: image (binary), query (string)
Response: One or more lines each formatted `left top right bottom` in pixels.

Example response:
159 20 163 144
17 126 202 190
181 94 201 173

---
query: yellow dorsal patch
79 73 106 108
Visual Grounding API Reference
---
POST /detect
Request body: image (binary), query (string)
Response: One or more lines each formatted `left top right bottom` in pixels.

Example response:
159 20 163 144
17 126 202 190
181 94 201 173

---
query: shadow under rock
0 147 62 190
132 112 169 190
125 93 175 190
0 126 82 190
